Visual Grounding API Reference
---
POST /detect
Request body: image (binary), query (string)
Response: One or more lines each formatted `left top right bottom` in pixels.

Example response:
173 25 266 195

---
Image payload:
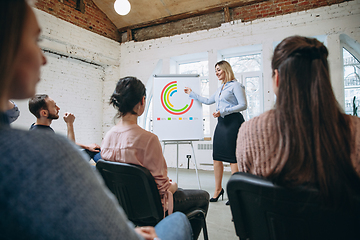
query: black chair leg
186 210 209 240
201 215 209 240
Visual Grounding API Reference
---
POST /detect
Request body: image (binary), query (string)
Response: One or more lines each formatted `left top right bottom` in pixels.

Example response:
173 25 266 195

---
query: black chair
96 159 208 240
226 172 360 240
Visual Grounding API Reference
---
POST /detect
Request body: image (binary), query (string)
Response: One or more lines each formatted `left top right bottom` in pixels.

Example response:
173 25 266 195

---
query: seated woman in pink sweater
101 76 209 239
236 36 360 209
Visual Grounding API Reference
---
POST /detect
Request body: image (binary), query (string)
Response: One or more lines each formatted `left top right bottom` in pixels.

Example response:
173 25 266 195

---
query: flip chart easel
153 74 203 189
162 140 201 189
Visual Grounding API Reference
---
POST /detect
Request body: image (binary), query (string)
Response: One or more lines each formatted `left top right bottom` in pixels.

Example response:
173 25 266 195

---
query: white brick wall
10 1 360 170
12 9 121 147
118 0 360 169
36 52 104 144
102 65 121 137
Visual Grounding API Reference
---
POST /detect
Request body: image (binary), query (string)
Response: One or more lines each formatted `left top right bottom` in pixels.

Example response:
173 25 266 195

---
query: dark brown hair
110 76 146 118
269 36 360 209
28 94 49 118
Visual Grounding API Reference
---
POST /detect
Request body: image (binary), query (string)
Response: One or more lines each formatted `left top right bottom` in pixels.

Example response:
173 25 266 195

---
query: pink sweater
236 110 360 177
101 124 174 214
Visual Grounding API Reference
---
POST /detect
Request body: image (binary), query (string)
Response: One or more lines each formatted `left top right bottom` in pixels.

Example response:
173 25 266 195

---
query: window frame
175 57 211 137
221 49 264 120
342 46 360 115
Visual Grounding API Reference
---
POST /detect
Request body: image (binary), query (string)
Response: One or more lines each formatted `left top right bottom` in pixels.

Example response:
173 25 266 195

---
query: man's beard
47 113 59 120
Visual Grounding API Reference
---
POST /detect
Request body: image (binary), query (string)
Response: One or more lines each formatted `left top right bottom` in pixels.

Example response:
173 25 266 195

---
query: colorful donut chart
160 81 193 115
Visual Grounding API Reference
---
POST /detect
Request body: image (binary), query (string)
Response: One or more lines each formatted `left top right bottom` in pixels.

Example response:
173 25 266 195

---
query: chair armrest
185 209 205 220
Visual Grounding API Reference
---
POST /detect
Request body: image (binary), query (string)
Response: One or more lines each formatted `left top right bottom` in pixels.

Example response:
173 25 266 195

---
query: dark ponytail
110 76 146 118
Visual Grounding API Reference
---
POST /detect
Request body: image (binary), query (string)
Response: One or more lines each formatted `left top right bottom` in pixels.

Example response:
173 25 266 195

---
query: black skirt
213 112 245 163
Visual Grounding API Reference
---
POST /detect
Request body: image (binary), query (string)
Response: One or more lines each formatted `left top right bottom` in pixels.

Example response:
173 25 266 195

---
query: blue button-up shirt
189 80 247 118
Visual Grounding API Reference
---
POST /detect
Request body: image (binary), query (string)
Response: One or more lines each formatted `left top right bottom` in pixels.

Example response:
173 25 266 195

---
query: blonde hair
215 60 235 83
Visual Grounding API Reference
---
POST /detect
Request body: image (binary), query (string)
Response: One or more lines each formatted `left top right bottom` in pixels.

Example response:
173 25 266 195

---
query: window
224 53 263 120
178 61 208 77
178 60 211 136
226 54 262 72
343 48 360 116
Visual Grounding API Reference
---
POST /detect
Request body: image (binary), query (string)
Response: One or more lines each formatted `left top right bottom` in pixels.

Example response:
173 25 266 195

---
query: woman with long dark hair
236 36 360 209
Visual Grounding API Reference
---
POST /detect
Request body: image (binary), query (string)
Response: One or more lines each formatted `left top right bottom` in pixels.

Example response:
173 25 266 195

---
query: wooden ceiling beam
224 7 231 22
118 0 267 32
127 29 132 41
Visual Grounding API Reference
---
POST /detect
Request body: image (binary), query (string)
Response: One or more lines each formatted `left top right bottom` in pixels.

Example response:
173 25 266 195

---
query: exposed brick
35 0 120 42
36 0 351 43
231 0 348 24
133 11 224 42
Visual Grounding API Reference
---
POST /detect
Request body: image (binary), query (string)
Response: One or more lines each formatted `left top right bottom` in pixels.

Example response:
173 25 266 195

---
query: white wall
11 2 359 171
12 8 121 146
117 0 360 170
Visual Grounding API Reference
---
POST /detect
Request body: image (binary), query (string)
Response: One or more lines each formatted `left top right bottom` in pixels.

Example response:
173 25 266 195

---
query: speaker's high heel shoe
210 188 224 202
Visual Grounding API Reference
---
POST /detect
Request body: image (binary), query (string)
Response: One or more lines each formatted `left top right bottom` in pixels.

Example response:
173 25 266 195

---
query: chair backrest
227 172 360 240
96 160 164 226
